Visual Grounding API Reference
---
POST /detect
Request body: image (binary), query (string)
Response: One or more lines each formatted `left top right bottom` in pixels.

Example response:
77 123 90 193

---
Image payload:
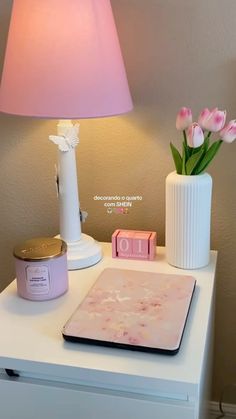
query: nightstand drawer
0 377 195 419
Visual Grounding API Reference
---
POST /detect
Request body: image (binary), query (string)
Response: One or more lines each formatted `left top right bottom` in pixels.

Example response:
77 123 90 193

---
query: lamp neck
57 119 73 136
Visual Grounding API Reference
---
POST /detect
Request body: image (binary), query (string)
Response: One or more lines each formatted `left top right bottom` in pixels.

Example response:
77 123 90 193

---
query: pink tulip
220 120 236 143
187 123 204 148
176 107 192 130
198 107 226 132
198 108 211 129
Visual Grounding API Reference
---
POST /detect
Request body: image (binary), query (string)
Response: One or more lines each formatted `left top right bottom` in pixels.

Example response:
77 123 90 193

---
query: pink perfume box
112 229 157 260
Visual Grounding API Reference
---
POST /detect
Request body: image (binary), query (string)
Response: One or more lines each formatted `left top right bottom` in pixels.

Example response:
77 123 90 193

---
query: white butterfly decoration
49 123 80 152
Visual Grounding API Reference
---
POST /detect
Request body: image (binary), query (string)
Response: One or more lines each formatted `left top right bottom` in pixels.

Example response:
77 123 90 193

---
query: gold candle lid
13 237 67 261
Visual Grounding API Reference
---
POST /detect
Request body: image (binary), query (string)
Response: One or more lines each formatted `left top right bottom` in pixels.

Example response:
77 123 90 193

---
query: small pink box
112 229 157 260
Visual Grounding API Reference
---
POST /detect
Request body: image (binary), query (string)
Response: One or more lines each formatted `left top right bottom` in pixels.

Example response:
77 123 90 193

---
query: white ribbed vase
165 171 212 269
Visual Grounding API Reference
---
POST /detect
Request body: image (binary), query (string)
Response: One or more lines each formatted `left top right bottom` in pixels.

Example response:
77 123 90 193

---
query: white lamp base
56 233 102 270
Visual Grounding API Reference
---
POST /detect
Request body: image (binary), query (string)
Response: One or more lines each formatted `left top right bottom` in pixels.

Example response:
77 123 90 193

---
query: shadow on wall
0 0 12 74
0 116 60 292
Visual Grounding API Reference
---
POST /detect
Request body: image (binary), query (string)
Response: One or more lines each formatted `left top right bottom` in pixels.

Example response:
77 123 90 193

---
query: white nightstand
0 244 217 419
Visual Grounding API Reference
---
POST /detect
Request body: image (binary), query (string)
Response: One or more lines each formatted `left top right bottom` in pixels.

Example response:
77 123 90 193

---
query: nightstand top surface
0 243 217 399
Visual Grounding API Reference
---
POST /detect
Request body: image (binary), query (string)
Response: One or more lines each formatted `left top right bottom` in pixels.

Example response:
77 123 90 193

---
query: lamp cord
216 383 236 418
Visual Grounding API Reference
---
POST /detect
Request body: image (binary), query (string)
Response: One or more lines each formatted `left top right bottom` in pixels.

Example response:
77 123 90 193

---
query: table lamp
0 0 133 269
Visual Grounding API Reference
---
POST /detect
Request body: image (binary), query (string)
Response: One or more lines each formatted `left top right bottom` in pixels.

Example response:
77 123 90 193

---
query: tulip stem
204 131 211 152
205 131 211 141
183 130 187 146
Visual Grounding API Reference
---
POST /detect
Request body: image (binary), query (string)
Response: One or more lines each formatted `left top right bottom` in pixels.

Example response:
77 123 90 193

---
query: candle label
26 265 50 295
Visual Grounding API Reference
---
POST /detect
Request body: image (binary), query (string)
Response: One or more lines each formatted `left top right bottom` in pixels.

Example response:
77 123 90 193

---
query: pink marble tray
63 268 196 354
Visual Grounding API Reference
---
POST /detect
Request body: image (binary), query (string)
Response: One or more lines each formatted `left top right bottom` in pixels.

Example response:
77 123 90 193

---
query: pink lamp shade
0 0 133 119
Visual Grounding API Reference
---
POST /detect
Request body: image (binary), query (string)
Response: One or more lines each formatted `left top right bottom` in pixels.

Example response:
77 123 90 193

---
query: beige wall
0 0 235 403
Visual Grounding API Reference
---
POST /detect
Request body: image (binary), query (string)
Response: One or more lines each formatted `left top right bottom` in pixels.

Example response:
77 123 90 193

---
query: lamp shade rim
0 105 133 120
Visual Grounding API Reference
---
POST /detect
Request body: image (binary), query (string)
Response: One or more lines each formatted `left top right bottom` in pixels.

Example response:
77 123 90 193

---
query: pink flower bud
176 107 192 130
198 108 211 130
187 123 204 148
198 107 226 132
220 120 236 143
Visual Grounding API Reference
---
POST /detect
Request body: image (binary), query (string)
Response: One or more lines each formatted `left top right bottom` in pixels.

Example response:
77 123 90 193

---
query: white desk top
0 244 217 400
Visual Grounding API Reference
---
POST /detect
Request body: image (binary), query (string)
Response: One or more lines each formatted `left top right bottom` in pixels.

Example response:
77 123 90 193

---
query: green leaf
170 143 182 174
195 140 223 174
187 145 194 157
182 143 186 174
183 141 190 160
187 144 203 159
185 148 205 175
204 135 210 152
192 145 202 154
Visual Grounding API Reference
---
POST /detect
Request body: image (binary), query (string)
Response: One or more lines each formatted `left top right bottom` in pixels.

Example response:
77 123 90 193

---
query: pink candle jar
13 237 68 301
